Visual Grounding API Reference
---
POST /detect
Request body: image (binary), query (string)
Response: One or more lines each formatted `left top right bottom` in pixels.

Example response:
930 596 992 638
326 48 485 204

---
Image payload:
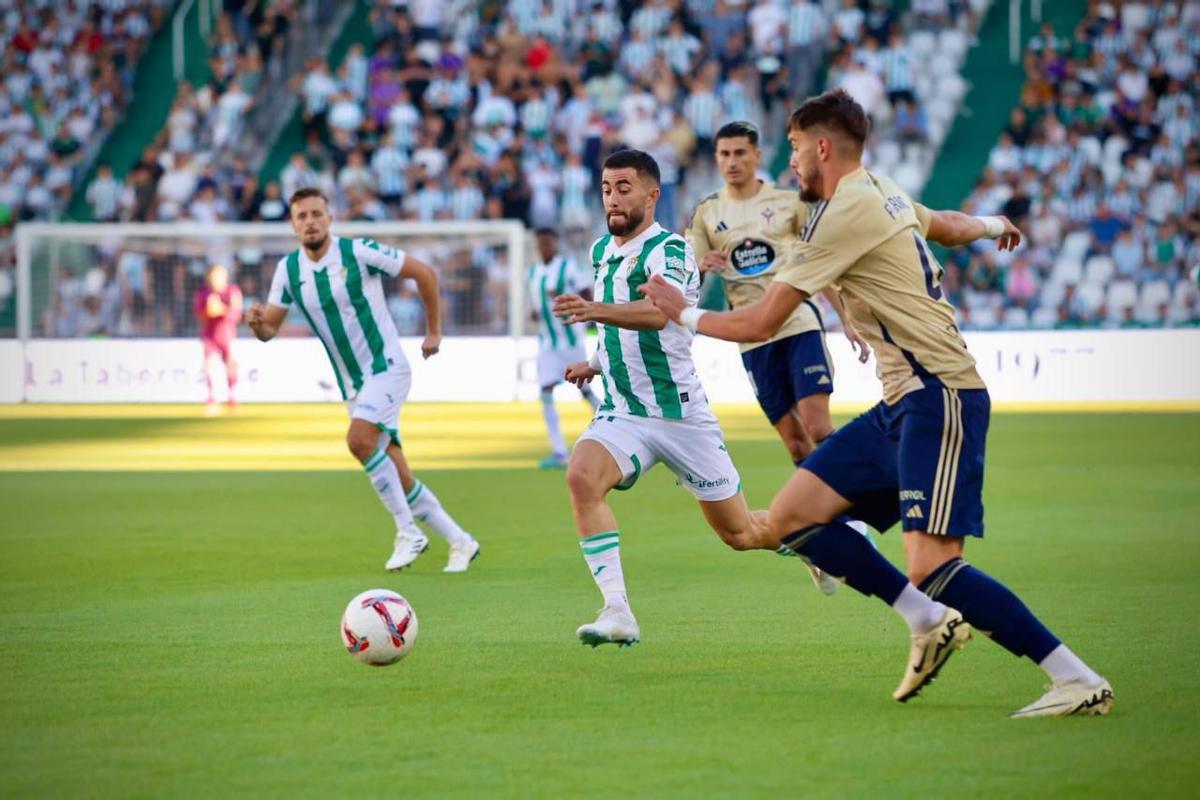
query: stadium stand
14 0 1199 339
949 1 1200 329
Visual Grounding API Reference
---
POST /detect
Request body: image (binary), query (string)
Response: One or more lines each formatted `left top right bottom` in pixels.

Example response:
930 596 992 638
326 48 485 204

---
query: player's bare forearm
405 258 442 336
643 277 806 344
246 303 286 342
926 210 1022 251
587 299 668 331
553 293 668 331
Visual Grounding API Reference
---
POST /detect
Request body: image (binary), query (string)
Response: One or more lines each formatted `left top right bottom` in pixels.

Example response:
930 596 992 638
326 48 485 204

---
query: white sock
541 389 567 456
1039 644 1103 686
581 385 600 411
363 448 419 534
406 479 473 547
892 583 948 634
580 531 629 610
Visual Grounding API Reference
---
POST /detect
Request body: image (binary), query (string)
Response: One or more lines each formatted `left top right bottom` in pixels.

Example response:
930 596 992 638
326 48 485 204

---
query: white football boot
576 605 640 648
385 528 429 571
443 538 481 573
800 556 840 596
1010 679 1114 719
893 608 972 701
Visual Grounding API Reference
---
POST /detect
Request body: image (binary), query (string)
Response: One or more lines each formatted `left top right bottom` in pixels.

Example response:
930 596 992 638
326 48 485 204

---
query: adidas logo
906 505 923 519
817 375 831 385
715 220 729 232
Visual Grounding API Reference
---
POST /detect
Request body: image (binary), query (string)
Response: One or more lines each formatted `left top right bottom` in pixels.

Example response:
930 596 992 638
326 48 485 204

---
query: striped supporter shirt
267 236 410 399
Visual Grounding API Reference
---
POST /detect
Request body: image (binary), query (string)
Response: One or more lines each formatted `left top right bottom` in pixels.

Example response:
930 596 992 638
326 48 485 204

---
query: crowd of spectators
0 0 167 332
951 1 1200 329
83 1 301 226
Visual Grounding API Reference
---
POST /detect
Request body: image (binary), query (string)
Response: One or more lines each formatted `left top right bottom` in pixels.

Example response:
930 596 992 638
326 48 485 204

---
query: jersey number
912 232 943 301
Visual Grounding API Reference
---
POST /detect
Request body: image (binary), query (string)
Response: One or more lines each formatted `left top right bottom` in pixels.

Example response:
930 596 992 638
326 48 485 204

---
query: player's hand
553 293 595 324
699 250 731 274
421 333 441 359
206 294 227 318
638 275 688 324
245 303 266 332
994 216 1022 252
564 361 597 388
845 324 871 364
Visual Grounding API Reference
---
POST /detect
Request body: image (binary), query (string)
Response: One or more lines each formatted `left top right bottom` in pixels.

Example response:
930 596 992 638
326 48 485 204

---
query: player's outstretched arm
924 209 1022 251
401 256 442 359
640 276 807 344
245 303 287 342
552 293 669 331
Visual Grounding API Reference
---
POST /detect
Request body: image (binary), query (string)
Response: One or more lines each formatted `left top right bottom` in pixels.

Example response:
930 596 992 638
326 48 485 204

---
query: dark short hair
534 227 559 237
288 187 329 207
602 149 660 186
715 120 759 147
787 89 870 150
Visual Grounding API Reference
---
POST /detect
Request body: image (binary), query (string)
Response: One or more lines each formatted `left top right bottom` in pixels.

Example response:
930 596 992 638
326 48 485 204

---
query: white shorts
538 345 587 389
577 412 741 502
347 369 412 445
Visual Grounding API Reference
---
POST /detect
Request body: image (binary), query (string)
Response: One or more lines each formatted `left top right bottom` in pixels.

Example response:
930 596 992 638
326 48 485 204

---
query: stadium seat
938 74 968 104
1002 306 1030 328
875 140 902 169
966 305 998 329
930 54 959 80
1031 306 1059 328
1140 280 1172 309
1077 283 1105 316
1051 257 1084 285
1039 280 1068 310
893 162 925 196
1105 280 1138 320
926 118 947 147
1061 231 1092 261
1083 256 1116 287
938 29 969 61
909 31 937 60
1135 299 1165 326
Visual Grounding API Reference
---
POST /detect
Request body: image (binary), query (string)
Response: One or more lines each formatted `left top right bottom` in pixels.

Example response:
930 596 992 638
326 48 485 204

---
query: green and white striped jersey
528 254 586 351
267 236 409 400
590 223 711 420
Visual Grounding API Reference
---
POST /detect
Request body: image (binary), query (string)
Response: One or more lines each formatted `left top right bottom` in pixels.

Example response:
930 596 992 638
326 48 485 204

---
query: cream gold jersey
774 167 985 404
686 181 825 352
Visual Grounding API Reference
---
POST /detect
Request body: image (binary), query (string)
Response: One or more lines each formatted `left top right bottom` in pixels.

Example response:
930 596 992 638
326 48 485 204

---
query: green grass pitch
1 405 1198 798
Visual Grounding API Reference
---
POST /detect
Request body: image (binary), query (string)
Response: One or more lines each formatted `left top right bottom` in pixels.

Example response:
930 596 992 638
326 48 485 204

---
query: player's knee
345 430 376 462
565 462 607 505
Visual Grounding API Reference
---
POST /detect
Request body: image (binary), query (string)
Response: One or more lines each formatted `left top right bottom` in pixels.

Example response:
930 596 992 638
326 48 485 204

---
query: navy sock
919 558 1061 662
781 521 906 604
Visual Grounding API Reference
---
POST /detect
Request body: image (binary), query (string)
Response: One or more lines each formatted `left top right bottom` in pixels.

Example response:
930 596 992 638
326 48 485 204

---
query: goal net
13 220 528 341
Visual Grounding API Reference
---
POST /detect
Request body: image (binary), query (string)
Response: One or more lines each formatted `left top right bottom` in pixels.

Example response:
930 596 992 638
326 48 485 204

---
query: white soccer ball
340 589 418 666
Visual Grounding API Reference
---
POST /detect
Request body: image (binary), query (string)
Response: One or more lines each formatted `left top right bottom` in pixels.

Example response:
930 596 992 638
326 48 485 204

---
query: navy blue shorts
803 385 990 537
740 330 833 424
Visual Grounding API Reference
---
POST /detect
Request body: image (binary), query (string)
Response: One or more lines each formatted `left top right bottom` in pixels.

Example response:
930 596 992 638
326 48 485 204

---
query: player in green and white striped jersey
529 228 600 469
551 150 772 648
246 187 480 574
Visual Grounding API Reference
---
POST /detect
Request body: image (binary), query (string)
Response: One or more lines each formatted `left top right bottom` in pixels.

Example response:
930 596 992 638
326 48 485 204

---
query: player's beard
606 206 644 236
797 169 823 203
302 233 328 255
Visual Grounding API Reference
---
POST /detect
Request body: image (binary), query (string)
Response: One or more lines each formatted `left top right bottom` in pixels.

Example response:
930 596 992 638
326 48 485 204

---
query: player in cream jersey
688 121 871 465
644 91 1111 717
528 228 600 469
248 187 480 575
551 149 774 649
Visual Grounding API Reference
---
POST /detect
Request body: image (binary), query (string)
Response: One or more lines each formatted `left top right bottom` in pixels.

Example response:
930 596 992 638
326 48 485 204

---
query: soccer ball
340 589 419 666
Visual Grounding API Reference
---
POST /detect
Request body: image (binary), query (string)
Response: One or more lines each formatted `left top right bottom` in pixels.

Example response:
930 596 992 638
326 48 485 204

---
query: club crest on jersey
730 238 775 276
761 207 775 223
